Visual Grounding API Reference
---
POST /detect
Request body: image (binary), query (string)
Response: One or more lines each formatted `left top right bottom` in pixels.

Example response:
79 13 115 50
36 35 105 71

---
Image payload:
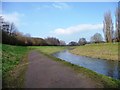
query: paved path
24 51 102 88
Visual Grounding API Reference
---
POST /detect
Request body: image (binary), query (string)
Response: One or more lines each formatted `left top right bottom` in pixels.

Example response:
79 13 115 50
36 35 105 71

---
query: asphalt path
25 51 102 88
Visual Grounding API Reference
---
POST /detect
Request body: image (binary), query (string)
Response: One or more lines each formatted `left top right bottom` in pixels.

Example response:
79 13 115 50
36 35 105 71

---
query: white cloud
36 5 50 10
36 2 70 10
53 24 103 35
2 12 24 27
52 2 70 9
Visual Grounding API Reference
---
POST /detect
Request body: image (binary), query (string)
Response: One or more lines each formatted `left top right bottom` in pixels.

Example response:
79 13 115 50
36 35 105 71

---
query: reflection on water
53 50 120 79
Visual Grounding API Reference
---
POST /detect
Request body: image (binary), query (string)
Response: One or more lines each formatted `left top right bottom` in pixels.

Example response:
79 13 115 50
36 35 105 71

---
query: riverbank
2 45 67 88
2 44 120 88
34 46 120 88
70 43 119 61
30 46 67 54
2 44 29 88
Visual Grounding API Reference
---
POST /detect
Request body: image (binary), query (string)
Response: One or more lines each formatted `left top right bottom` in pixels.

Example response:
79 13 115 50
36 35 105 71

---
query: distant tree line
1 7 119 46
69 7 120 46
68 33 104 46
0 16 66 46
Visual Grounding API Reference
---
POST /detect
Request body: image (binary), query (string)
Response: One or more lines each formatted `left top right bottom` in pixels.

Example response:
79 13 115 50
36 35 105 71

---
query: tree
1 20 11 44
0 16 4 30
59 40 66 46
90 33 103 43
68 41 78 46
0 16 4 43
0 17 64 46
103 11 113 42
114 7 120 42
45 37 60 46
9 23 17 36
78 38 87 45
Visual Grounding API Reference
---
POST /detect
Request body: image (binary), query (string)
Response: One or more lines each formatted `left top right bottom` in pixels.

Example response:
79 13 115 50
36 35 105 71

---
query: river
53 50 120 80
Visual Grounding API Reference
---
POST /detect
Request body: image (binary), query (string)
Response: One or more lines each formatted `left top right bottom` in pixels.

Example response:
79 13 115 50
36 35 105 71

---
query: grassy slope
2 44 120 88
70 43 119 61
0 44 2 89
2 44 29 88
0 44 2 76
32 46 120 88
30 46 67 54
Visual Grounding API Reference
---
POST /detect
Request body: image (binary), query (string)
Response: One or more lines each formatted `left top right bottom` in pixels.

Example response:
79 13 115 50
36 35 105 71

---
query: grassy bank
70 43 119 61
2 44 29 88
2 44 120 88
33 46 120 88
0 44 2 77
30 46 67 54
52 57 120 88
2 45 66 88
0 44 2 89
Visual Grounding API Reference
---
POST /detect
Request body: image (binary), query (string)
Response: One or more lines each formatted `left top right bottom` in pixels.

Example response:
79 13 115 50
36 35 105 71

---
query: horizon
2 2 117 44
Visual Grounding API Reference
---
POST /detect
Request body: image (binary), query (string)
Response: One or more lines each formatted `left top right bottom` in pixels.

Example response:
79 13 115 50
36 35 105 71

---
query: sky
2 2 118 43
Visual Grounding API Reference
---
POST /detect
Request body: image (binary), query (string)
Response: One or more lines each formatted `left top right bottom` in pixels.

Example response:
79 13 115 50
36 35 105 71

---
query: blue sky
2 2 117 43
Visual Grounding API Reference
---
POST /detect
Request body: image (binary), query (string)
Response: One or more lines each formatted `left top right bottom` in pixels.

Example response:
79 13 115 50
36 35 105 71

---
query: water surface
53 50 120 79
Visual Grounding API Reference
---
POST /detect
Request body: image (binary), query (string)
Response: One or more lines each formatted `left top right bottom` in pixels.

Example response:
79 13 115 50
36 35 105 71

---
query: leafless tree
59 40 66 46
68 41 78 46
0 16 4 30
90 33 103 43
45 37 60 46
9 23 17 36
78 38 87 45
0 16 3 43
103 11 113 42
115 7 120 42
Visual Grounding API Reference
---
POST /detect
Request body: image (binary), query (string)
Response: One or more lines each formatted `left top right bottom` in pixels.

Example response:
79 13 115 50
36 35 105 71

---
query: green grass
70 43 119 61
0 44 2 86
2 44 29 88
2 45 66 88
30 46 67 54
33 46 120 88
2 44 120 88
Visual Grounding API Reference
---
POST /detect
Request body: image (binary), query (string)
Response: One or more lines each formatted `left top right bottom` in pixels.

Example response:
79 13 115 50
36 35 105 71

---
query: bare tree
103 11 113 42
0 16 4 30
68 41 78 46
9 23 17 36
78 38 87 45
45 37 60 46
2 22 10 34
90 33 103 43
0 16 3 43
115 7 120 42
60 40 66 46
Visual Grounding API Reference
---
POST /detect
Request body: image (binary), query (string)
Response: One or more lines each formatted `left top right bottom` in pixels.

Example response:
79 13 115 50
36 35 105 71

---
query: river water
53 50 120 80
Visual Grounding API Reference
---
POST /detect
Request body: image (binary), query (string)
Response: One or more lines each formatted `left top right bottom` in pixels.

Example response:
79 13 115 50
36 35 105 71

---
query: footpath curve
24 51 102 88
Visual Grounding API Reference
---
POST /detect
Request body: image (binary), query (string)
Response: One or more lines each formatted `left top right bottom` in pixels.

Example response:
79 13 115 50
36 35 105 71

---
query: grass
0 44 2 76
2 43 120 88
2 45 66 88
32 46 120 88
2 44 29 88
53 58 120 88
0 44 2 89
70 43 119 61
30 46 67 54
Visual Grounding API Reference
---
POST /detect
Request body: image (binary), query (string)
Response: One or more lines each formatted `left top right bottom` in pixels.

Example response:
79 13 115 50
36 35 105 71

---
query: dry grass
70 43 119 61
30 46 67 54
